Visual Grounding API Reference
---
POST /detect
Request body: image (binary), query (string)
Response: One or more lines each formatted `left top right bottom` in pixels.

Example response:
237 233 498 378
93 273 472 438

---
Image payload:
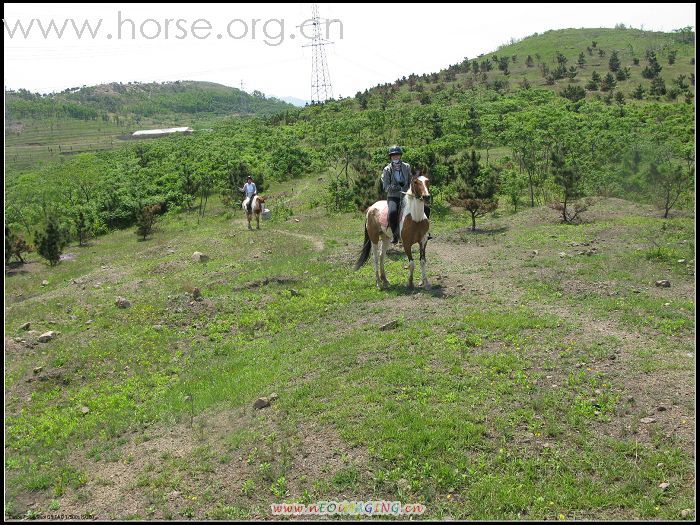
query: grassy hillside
5 81 293 172
363 27 695 102
4 173 695 520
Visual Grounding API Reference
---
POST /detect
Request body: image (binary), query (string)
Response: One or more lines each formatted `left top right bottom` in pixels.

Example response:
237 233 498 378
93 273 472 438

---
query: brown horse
243 195 266 230
355 175 431 289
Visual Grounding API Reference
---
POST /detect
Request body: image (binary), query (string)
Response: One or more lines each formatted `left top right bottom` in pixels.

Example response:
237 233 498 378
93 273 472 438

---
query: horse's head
256 196 266 204
410 175 431 203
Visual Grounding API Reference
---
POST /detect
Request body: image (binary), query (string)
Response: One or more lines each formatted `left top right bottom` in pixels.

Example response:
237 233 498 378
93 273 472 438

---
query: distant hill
5 80 293 121
278 96 310 107
5 81 294 171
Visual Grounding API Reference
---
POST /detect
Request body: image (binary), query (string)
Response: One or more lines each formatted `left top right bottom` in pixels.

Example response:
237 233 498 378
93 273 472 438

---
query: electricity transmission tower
302 4 334 104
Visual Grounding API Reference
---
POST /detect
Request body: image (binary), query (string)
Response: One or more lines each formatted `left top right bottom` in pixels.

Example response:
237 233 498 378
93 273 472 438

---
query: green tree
642 51 662 78
500 168 527 212
650 77 667 96
135 203 162 240
36 217 64 266
647 160 693 218
633 84 646 99
560 85 586 102
448 150 499 231
608 50 621 72
549 149 589 223
5 227 32 265
600 72 617 91
578 52 586 67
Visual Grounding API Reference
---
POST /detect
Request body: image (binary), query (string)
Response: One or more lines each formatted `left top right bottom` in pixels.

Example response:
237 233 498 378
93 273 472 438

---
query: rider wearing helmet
381 146 432 244
240 175 257 212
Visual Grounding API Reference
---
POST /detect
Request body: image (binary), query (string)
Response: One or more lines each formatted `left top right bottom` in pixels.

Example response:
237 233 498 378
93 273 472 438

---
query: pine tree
608 50 621 72
650 77 667 96
600 72 617 92
36 217 64 266
549 150 589 223
632 84 646 99
448 151 499 231
135 204 162 240
578 52 586 67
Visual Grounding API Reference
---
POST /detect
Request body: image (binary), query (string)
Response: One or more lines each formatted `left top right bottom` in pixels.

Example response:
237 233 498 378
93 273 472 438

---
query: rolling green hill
360 27 695 103
5 81 293 172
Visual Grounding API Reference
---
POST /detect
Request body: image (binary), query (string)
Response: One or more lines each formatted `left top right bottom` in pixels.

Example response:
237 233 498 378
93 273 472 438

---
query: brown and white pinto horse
355 175 431 289
243 195 266 230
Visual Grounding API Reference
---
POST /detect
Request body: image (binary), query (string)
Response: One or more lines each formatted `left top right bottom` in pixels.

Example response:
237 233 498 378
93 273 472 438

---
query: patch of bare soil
267 229 325 251
54 406 368 520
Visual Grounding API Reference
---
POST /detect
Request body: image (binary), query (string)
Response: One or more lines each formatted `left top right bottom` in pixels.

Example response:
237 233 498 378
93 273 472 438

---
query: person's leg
388 197 400 243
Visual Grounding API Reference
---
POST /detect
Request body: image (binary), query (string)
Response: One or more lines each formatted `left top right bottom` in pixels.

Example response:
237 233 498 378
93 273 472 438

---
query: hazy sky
4 3 696 100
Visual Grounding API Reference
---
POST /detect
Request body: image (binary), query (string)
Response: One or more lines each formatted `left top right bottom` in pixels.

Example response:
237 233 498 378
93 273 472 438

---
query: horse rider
381 146 432 244
240 175 257 213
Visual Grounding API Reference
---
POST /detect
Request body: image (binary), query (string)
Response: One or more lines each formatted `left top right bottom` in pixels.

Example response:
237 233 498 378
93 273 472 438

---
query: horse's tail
354 222 372 270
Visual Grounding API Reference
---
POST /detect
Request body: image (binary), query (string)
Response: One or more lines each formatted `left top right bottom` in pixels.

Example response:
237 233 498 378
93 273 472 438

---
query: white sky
3 3 696 100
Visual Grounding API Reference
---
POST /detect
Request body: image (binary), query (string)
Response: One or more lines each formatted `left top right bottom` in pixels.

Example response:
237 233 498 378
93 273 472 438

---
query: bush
135 203 162 240
5 227 33 265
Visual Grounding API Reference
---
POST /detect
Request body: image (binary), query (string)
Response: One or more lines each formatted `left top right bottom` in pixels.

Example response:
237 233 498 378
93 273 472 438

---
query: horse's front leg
379 236 390 286
403 242 415 290
247 213 252 230
256 212 260 229
418 237 430 290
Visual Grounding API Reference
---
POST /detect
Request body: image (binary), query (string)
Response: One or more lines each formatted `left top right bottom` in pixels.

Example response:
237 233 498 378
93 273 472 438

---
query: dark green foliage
549 149 589 223
525 55 534 67
135 204 162 240
269 145 311 181
5 81 292 121
600 73 617 92
668 50 677 65
615 67 631 81
35 217 64 266
632 84 646 99
448 150 499 231
578 52 586 67
608 50 621 72
5 227 32 264
560 85 586 102
650 77 667 96
647 160 693 218
642 51 663 79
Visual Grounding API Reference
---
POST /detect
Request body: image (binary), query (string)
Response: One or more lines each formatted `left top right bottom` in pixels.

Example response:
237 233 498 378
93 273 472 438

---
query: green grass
4 187 695 520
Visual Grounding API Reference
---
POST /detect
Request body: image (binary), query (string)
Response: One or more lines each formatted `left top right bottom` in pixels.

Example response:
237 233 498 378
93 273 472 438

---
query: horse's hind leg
418 238 430 290
256 213 260 229
379 236 389 286
372 242 382 289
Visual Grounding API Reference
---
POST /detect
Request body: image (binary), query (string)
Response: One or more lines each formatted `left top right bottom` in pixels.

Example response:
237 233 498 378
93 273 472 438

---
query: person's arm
382 167 390 192
253 183 257 195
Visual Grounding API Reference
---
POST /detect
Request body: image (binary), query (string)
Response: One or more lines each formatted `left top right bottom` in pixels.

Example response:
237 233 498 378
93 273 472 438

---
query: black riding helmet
388 145 403 157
